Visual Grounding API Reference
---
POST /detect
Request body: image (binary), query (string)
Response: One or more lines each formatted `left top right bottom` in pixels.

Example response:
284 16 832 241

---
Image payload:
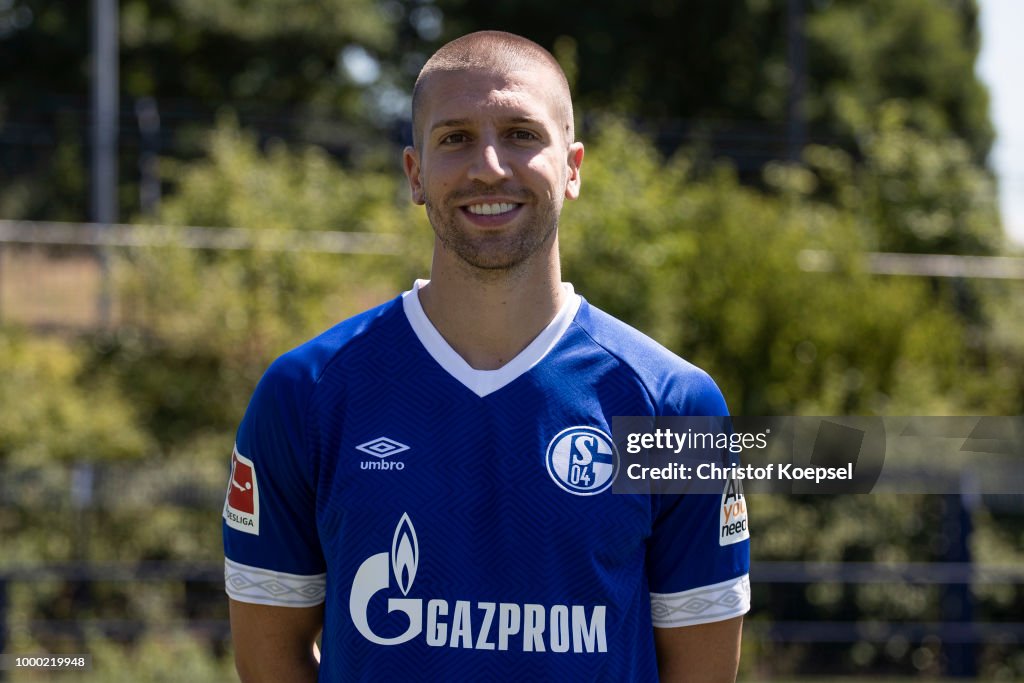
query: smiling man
224 31 749 682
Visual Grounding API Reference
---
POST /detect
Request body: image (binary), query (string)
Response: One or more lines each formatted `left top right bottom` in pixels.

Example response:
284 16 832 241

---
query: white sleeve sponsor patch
719 476 749 546
223 445 260 535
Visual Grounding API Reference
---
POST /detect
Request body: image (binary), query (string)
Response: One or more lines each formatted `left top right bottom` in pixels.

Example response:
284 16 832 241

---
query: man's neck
418 248 567 371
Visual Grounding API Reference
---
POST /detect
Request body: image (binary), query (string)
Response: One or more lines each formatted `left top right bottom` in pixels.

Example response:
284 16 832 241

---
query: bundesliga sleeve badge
223 445 260 535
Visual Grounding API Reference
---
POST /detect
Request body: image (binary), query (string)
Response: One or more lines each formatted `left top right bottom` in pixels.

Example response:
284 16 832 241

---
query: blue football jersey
223 281 750 681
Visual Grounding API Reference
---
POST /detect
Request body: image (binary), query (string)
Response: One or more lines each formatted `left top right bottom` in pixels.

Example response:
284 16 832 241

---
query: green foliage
562 117 984 416
807 101 1001 255
107 119 430 446
0 0 410 223
171 0 393 46
157 117 408 235
561 123 1022 676
440 0 993 160
83 634 235 683
1 106 1019 681
806 0 993 162
0 0 997 239
7 634 235 683
0 332 151 464
0 2 1017 677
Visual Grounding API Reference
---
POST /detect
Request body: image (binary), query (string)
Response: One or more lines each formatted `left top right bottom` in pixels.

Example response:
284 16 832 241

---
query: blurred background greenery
0 0 1022 680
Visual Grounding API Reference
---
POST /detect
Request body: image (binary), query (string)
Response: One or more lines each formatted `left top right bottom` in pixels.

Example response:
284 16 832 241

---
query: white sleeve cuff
225 558 327 607
650 574 750 627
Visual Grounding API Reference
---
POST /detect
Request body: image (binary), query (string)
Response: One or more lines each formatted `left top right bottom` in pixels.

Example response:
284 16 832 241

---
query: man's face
404 67 583 272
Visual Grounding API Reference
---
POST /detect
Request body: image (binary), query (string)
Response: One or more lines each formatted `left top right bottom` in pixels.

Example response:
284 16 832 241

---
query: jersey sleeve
222 355 326 608
646 370 751 627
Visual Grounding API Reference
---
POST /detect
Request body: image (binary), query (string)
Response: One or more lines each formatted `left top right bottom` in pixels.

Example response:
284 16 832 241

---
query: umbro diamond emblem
356 437 411 458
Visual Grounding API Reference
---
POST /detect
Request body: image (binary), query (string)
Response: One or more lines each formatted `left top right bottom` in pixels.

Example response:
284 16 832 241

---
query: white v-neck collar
402 279 581 398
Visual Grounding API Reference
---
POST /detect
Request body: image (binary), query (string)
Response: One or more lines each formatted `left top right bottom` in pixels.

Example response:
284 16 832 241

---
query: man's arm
230 599 324 683
654 616 743 683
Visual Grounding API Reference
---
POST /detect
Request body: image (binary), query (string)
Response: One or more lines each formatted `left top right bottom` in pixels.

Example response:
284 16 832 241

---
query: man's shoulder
572 299 728 415
572 298 707 380
262 295 403 391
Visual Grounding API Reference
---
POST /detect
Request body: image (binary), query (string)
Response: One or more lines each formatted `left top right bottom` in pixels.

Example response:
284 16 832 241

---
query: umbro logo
357 437 411 458
357 437 410 471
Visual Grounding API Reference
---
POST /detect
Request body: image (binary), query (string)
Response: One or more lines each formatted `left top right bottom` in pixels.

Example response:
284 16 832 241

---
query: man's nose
468 142 512 183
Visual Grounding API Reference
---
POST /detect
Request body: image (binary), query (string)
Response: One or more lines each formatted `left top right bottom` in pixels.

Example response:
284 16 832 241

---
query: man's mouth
464 202 522 216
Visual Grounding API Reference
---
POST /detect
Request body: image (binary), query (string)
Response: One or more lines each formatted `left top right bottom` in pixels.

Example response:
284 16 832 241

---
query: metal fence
0 220 404 331
2 460 1023 678
3 220 1023 331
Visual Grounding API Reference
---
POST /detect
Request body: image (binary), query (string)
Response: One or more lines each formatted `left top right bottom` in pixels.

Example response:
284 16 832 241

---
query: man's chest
313 392 653 599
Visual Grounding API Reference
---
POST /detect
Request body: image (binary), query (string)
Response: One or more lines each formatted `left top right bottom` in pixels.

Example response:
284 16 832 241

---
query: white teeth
466 202 518 216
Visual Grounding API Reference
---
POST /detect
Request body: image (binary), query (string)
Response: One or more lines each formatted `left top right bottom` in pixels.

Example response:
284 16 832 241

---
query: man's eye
511 130 539 141
440 133 468 144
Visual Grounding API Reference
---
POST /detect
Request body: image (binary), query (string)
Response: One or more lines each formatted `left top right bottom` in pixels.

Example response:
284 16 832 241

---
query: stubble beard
425 187 562 274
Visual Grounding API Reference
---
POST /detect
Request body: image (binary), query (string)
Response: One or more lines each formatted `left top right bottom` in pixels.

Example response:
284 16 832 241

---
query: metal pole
0 577 8 681
940 492 977 677
135 97 161 216
70 463 95 652
0 243 5 325
91 0 118 328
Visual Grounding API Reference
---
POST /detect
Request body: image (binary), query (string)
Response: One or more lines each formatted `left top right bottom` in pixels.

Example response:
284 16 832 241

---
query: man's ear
565 142 584 200
403 146 426 205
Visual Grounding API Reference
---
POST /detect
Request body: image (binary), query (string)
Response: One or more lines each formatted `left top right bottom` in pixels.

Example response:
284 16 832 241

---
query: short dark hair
410 31 574 150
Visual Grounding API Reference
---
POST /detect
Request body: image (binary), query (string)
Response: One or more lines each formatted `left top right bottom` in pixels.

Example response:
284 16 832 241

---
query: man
224 30 749 682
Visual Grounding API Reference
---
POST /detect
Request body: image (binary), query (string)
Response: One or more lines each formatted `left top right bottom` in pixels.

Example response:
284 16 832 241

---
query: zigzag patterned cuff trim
225 558 326 607
650 574 750 627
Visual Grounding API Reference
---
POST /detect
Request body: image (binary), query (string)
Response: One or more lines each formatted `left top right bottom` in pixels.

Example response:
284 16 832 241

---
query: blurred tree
0 0 996 225
561 117 975 416
838 102 1000 255
0 2 1017 676
436 0 993 164
1 110 1019 680
102 118 430 449
559 119 1021 677
1 0 400 121
0 0 417 222
0 331 151 465
805 0 992 164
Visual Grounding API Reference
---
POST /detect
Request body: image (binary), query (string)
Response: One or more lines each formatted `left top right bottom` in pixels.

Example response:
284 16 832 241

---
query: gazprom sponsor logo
349 514 608 654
